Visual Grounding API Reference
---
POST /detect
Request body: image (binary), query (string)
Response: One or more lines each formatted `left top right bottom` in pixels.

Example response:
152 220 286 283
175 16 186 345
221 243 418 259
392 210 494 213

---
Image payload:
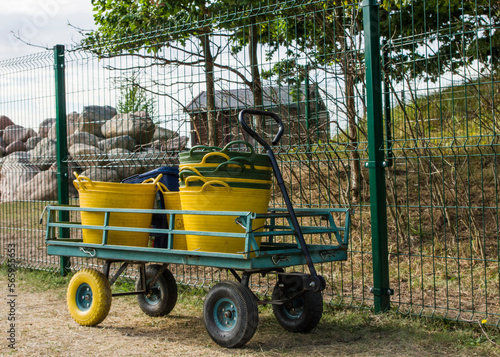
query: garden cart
43 109 352 348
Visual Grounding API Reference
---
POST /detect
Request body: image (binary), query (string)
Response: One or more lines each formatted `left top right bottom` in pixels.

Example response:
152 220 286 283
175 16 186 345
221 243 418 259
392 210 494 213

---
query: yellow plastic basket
179 152 273 172
158 183 187 250
73 172 161 247
179 177 271 254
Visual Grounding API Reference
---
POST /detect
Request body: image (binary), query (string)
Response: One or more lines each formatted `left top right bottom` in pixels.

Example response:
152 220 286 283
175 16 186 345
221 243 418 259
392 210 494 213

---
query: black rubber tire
203 281 259 348
136 265 178 317
272 282 323 333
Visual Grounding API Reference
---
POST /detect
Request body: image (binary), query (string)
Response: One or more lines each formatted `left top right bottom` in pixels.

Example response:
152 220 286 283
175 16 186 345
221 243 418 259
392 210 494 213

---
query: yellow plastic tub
179 152 273 172
158 183 187 250
73 172 161 247
179 177 271 254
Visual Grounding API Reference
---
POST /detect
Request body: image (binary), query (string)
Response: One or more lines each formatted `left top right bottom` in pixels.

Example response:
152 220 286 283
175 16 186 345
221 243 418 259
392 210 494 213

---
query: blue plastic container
121 166 180 248
121 166 179 192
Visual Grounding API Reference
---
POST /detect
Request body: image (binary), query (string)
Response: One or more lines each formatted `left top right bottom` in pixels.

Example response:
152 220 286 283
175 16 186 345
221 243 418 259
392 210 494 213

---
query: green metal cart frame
43 204 351 348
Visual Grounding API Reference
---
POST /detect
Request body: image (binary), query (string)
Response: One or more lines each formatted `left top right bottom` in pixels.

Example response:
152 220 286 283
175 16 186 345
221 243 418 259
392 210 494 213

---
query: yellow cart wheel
67 268 112 326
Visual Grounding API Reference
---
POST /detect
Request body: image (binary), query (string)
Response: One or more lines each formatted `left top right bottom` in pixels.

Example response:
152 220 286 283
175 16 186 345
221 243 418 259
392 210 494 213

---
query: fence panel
382 0 500 324
0 51 59 271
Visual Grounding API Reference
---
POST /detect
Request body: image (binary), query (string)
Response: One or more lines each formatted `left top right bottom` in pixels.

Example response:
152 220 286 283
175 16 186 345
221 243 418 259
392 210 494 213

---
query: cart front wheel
67 268 112 326
136 264 178 317
272 282 323 333
203 281 258 348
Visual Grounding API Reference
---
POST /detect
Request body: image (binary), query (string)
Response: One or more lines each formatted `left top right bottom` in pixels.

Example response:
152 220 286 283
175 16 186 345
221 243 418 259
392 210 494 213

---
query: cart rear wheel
67 268 112 326
136 264 178 317
203 281 258 348
272 282 323 333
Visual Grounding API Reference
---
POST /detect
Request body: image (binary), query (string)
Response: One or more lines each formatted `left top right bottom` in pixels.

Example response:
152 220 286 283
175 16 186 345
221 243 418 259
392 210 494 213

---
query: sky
0 0 95 61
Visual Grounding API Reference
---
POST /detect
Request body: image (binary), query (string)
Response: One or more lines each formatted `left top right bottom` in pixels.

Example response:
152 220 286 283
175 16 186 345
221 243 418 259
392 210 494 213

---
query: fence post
362 0 392 312
54 44 70 276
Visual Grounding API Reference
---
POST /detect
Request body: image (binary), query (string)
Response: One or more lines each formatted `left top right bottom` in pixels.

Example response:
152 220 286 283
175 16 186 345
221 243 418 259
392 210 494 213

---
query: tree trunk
346 71 361 203
200 32 217 146
249 21 264 138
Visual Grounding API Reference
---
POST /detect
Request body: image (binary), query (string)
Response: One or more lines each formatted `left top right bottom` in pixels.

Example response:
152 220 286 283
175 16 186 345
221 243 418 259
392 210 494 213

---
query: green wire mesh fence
0 0 498 325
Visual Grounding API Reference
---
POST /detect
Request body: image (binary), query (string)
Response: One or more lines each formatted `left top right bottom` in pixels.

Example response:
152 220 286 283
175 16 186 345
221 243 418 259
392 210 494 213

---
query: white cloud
0 0 95 60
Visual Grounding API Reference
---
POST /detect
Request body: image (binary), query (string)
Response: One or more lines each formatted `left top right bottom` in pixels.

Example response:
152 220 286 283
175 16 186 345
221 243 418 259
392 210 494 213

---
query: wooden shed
185 84 330 147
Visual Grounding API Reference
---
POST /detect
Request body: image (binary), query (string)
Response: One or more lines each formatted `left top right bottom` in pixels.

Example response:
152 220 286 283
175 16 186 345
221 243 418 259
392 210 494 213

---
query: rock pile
0 106 187 202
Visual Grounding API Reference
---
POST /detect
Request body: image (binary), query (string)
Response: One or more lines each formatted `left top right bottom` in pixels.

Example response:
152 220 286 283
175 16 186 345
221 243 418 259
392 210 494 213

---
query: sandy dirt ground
0 274 496 357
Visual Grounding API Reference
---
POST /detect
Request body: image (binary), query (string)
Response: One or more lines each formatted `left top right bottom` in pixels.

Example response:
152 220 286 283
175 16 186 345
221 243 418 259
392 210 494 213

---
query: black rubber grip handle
238 109 284 147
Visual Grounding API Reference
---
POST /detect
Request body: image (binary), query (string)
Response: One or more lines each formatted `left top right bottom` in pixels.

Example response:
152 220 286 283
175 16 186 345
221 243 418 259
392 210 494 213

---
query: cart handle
238 109 284 148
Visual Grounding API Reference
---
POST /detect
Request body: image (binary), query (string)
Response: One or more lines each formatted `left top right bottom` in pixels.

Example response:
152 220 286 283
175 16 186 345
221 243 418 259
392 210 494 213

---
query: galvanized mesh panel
0 51 59 272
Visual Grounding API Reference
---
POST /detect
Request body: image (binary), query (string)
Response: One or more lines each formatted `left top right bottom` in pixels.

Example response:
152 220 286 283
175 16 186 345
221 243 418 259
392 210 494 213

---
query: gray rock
78 106 117 137
47 112 80 140
0 136 5 148
68 131 100 148
38 118 56 138
16 170 58 201
80 166 120 183
0 115 14 131
3 125 36 145
26 136 42 150
98 135 136 152
5 141 27 155
30 138 57 170
152 136 188 152
105 148 145 179
101 112 155 145
68 143 106 167
135 150 178 168
49 162 80 198
0 152 39 202
153 126 177 142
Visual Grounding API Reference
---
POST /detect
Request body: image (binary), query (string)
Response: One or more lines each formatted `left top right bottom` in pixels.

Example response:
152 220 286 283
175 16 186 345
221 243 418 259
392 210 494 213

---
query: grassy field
0 267 498 356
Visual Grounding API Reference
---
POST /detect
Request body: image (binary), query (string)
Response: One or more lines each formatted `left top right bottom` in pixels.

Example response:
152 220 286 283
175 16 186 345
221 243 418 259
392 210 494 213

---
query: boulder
0 136 5 148
3 125 36 145
68 131 100 148
0 146 4 158
153 126 177 142
5 140 27 155
98 135 136 152
79 105 116 137
26 136 42 150
80 167 120 183
68 143 106 167
0 152 40 202
0 115 14 131
16 170 58 201
105 148 145 179
152 136 188 152
101 112 155 145
30 138 57 170
50 162 80 198
135 150 178 167
47 112 80 140
38 118 56 138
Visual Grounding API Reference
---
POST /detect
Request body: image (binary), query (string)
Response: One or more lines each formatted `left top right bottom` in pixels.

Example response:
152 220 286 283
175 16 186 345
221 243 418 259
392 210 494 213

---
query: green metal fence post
363 0 392 312
54 44 70 276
